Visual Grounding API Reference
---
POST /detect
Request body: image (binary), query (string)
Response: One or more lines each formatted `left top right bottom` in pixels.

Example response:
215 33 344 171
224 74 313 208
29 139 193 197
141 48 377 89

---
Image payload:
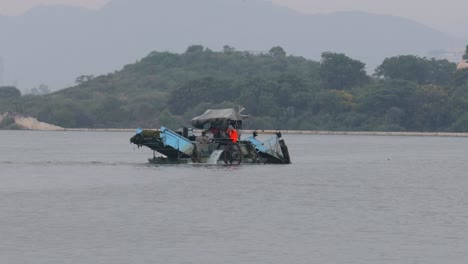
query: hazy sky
0 0 467 36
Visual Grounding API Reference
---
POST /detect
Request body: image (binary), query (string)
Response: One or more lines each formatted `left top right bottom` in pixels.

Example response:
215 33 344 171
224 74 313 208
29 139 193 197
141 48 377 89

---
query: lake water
1 130 468 264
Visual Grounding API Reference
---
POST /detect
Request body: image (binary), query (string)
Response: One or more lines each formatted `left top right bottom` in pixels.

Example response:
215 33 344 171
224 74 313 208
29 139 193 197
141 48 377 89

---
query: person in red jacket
226 125 239 143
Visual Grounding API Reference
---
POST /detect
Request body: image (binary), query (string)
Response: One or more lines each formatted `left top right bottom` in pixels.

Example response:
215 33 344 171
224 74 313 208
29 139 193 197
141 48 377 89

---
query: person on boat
210 126 219 138
226 125 239 143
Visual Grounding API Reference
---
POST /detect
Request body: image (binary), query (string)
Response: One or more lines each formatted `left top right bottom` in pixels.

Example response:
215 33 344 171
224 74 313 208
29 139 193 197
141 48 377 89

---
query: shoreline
57 128 468 138
3 112 468 137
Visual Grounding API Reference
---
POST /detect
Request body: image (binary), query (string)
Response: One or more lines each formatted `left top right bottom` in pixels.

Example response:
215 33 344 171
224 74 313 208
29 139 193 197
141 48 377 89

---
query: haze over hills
0 0 464 91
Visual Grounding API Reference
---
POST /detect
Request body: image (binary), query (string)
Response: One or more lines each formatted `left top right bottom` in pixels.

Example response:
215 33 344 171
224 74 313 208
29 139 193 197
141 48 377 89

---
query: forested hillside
2 45 468 132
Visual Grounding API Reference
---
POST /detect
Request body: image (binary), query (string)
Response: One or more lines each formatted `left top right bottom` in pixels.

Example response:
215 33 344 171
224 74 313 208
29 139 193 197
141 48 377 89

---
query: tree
411 85 452 131
185 45 204 53
453 69 468 87
451 112 468 132
275 74 311 110
0 86 21 99
463 45 468 60
319 52 368 89
168 77 236 114
314 89 356 116
359 80 417 118
238 76 280 116
375 55 428 84
427 58 456 86
375 55 456 85
223 45 236 54
269 46 286 58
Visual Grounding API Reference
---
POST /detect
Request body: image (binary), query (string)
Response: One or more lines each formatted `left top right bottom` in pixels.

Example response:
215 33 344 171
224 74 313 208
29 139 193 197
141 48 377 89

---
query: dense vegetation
1 45 468 131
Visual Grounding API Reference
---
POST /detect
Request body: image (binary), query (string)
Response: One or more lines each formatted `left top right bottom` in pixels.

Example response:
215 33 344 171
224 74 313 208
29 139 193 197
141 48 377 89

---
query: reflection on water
1 131 468 264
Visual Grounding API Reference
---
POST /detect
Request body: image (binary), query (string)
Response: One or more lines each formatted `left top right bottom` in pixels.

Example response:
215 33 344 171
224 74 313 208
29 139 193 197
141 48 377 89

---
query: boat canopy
190 108 248 129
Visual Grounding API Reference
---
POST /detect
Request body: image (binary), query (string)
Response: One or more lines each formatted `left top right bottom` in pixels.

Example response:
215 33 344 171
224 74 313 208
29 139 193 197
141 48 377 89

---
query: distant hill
12 48 322 129
6 47 468 133
0 0 462 91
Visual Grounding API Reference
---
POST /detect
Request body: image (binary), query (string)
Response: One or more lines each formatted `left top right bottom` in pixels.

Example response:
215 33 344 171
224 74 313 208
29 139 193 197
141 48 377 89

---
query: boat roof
190 108 248 129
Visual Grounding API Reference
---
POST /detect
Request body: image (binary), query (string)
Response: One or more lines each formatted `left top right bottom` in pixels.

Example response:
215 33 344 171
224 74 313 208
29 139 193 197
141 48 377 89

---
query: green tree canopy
269 46 286 58
375 55 429 84
463 45 468 60
185 45 205 53
453 69 468 87
223 45 236 54
427 58 457 85
168 77 236 115
375 55 456 85
0 86 21 99
411 85 452 131
238 76 280 116
8 45 468 132
359 80 417 117
319 52 368 90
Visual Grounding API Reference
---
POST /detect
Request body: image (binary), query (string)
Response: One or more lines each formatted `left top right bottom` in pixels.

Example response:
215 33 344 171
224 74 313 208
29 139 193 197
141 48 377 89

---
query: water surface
1 131 467 264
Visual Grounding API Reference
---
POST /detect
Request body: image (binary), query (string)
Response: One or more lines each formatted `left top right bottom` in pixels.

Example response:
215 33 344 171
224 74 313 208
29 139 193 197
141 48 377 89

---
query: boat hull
131 128 291 165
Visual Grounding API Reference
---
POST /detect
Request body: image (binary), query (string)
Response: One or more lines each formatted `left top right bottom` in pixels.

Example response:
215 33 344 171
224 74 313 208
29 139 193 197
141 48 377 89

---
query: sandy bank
0 112 64 131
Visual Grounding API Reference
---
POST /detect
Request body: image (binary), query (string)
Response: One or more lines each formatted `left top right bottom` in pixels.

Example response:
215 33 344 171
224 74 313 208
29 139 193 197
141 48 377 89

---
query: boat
130 108 291 165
